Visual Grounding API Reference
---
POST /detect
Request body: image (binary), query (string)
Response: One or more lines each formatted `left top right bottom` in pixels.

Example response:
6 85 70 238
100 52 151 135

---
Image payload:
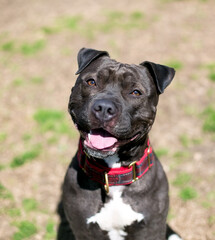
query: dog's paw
168 234 182 240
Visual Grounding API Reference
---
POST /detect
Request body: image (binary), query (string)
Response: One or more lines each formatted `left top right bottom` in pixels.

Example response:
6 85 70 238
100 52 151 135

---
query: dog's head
69 48 175 158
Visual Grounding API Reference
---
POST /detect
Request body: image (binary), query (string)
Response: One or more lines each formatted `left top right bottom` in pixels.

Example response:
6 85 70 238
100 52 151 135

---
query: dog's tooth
88 132 91 141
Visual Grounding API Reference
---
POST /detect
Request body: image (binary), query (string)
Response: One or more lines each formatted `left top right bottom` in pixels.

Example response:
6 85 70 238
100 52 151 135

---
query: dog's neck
117 136 149 166
104 154 121 168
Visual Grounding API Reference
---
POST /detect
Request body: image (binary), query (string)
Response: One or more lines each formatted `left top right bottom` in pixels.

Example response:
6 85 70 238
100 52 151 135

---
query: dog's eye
131 90 142 96
86 79 96 86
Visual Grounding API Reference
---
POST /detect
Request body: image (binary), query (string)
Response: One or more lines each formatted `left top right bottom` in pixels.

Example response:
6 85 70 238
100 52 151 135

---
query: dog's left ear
76 48 110 75
140 61 175 94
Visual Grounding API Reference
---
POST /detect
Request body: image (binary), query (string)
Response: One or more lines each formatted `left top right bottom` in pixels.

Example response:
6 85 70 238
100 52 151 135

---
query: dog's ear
76 48 109 75
140 61 175 94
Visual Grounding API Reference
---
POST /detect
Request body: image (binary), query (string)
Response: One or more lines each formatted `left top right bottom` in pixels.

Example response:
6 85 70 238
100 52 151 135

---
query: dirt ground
0 0 215 239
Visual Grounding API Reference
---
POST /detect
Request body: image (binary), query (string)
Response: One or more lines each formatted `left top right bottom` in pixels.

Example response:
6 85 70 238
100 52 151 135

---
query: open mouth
83 128 139 152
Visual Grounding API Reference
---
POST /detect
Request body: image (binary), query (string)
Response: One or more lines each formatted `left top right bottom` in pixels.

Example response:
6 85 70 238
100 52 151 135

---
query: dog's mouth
81 128 140 153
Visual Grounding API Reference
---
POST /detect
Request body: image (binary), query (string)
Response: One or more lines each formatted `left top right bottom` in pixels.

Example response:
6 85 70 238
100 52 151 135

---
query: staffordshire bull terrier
58 48 182 240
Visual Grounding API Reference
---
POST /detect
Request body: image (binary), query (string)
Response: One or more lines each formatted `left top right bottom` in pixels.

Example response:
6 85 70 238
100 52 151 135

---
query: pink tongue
89 129 117 150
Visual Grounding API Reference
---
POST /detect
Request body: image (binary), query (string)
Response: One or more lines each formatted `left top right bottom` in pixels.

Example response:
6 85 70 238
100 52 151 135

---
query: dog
58 48 182 240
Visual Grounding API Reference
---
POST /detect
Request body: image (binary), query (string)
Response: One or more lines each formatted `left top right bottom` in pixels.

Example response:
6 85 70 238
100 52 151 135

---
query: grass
59 16 83 30
7 208 22 218
12 76 44 87
179 134 190 147
173 151 190 159
34 109 75 137
173 172 197 201
10 145 41 168
100 10 146 33
202 106 215 133
1 41 15 52
208 71 215 82
20 40 46 55
0 183 13 199
0 132 7 142
1 39 46 56
13 221 37 240
41 26 59 35
172 172 191 187
44 220 57 239
202 191 215 209
40 11 147 40
13 78 25 87
154 148 169 157
203 62 215 82
22 198 38 212
22 133 32 142
165 60 183 70
179 187 198 201
30 76 44 84
179 134 202 147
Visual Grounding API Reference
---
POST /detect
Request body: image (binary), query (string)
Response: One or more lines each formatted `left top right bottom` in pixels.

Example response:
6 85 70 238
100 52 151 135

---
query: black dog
58 48 182 240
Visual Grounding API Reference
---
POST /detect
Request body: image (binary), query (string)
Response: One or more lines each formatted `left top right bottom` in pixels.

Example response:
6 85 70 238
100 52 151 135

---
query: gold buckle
104 172 109 194
128 161 139 182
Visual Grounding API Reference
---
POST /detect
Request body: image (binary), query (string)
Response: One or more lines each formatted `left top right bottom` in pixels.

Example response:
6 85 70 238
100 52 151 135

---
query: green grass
34 109 65 125
34 109 65 133
22 133 32 142
179 187 198 201
171 151 190 169
13 221 37 240
0 132 7 142
172 172 191 187
101 10 146 33
208 215 215 226
33 109 75 137
30 76 44 84
41 26 59 35
7 208 22 217
203 62 215 82
58 16 82 31
10 145 41 168
208 71 215 82
173 151 190 159
172 173 198 203
39 11 147 41
179 134 189 147
130 11 145 20
202 106 215 133
20 40 46 55
165 60 183 70
22 198 38 212
1 39 46 56
0 183 13 199
184 105 199 116
1 41 15 52
0 164 6 171
44 220 56 239
202 191 215 209
13 78 25 86
154 148 169 157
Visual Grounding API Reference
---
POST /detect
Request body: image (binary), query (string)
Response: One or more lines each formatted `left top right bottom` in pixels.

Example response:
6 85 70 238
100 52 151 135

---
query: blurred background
0 0 215 239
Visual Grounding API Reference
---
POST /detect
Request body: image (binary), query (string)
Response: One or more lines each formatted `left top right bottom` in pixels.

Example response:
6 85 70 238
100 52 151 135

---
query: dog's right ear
76 48 109 75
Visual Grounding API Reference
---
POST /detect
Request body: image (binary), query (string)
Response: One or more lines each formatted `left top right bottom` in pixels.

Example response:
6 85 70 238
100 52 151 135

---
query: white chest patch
168 234 183 240
87 186 144 240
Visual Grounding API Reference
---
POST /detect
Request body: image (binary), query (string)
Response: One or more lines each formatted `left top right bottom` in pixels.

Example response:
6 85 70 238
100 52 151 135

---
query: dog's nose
92 99 117 122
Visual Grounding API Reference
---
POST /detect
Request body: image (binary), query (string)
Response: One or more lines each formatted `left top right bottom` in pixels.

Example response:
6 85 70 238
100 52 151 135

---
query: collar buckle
104 172 109 194
128 161 139 182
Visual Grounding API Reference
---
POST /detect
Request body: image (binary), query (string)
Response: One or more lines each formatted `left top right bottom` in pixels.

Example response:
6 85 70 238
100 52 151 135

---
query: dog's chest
87 186 144 240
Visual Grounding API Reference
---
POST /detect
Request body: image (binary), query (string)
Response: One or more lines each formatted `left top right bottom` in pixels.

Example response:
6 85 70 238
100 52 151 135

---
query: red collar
77 139 154 193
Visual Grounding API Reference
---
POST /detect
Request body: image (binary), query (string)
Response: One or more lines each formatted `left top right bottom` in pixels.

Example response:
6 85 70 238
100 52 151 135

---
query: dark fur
57 48 180 240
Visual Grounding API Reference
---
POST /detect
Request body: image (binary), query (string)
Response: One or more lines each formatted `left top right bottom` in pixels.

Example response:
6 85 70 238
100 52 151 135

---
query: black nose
92 99 117 122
